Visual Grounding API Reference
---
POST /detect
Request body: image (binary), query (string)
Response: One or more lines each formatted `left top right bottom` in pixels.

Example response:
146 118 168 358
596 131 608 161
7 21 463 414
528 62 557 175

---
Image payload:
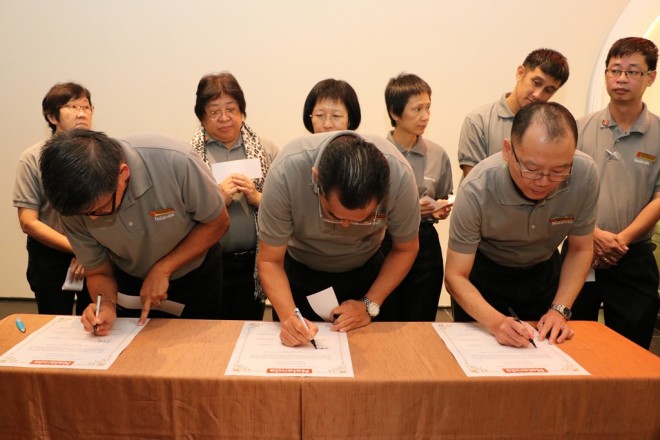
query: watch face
563 308 572 320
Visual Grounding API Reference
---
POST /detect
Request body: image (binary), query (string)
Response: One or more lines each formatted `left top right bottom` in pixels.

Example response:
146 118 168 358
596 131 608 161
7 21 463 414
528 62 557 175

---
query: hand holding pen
508 307 537 348
293 308 317 349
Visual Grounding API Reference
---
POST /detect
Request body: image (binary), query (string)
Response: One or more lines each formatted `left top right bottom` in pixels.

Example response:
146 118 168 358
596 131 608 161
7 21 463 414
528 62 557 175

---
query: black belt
224 249 256 261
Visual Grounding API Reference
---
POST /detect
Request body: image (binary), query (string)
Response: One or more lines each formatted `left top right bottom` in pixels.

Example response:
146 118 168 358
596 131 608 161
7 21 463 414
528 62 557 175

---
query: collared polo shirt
449 151 599 267
577 104 660 242
258 131 420 273
62 133 224 279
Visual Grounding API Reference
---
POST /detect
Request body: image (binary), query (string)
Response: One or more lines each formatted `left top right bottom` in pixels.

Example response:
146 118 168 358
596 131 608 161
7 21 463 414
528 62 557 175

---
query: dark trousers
221 250 264 320
273 250 397 322
113 243 223 320
26 237 91 315
571 241 659 349
380 223 443 321
452 250 561 322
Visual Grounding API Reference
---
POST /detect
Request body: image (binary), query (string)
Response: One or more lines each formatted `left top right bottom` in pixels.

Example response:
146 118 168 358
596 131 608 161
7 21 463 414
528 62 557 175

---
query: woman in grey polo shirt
302 78 361 134
191 72 278 320
382 73 454 321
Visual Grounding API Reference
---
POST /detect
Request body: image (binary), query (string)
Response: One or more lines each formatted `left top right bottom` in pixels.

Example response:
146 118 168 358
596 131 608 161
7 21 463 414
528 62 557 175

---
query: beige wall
1 0 656 301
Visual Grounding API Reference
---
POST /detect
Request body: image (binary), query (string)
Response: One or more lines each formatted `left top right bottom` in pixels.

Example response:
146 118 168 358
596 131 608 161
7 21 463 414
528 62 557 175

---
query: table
0 315 658 439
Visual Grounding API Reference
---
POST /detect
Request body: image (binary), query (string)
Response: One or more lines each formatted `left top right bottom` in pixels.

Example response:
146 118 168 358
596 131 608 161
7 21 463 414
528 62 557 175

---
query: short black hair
40 129 124 216
317 135 389 209
194 72 246 122
522 48 570 87
42 82 92 133
511 101 577 147
385 73 431 127
303 79 361 133
606 37 658 71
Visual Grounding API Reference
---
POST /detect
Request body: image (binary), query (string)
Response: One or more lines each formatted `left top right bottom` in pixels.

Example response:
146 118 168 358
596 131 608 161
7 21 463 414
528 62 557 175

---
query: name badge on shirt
549 216 574 226
150 208 176 222
634 151 656 166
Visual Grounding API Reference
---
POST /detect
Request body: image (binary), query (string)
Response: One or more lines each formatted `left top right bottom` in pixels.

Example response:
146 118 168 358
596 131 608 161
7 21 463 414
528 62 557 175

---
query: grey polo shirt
577 104 660 242
62 133 224 279
13 139 65 234
449 151 599 267
258 131 420 273
205 133 278 253
457 94 515 169
386 132 453 200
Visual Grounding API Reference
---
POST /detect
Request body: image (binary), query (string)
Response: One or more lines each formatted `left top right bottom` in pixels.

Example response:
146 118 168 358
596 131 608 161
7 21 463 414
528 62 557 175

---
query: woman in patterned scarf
191 72 278 320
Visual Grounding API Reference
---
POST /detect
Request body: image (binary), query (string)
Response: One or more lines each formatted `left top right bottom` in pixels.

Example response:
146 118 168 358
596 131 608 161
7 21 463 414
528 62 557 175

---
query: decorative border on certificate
225 322 354 377
0 316 147 370
433 322 589 377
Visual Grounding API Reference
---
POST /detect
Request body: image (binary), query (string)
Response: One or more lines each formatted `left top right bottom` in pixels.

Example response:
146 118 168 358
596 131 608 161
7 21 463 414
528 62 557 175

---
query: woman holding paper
191 72 278 320
381 73 453 321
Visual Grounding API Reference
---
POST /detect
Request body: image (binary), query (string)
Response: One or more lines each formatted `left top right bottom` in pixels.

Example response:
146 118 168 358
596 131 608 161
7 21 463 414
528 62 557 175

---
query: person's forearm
364 237 418 305
151 211 229 278
618 197 660 246
86 260 118 301
553 245 592 308
258 259 297 321
18 208 74 253
445 273 503 331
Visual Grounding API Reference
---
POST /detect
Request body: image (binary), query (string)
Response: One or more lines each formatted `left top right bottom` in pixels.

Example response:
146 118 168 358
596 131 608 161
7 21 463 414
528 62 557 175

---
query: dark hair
40 129 125 216
194 72 246 122
522 48 570 87
511 101 577 147
385 73 431 127
606 37 658 71
42 82 92 134
303 79 361 133
317 135 389 209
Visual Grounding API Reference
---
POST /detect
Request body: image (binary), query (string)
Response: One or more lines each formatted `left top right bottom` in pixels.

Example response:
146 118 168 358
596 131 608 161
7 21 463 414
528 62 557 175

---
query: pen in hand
293 308 317 349
93 295 102 335
507 307 537 348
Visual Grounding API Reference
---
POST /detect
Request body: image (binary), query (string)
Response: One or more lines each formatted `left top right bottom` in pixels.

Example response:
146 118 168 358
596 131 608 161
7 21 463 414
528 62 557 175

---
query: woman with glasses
381 73 454 321
12 82 94 316
303 79 361 133
191 72 278 320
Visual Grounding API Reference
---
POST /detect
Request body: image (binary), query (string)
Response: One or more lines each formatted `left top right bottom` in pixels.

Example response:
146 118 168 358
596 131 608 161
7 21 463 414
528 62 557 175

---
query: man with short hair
13 82 95 315
257 132 420 347
446 102 599 347
458 48 570 177
40 129 229 335
574 37 660 349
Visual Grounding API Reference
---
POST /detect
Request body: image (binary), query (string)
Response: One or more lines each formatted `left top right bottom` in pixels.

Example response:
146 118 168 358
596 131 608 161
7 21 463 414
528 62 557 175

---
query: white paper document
225 321 353 377
116 292 184 317
0 316 147 370
211 158 263 183
61 267 84 291
433 322 589 377
306 287 340 321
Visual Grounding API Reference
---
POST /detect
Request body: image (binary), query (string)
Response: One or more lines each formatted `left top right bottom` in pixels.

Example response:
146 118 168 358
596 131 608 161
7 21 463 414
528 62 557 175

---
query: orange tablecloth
0 315 658 439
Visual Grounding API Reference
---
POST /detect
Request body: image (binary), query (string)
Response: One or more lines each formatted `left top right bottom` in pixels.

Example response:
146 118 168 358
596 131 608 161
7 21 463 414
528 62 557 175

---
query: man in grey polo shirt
257 132 419 347
574 37 660 349
40 129 229 335
458 48 570 178
446 102 598 348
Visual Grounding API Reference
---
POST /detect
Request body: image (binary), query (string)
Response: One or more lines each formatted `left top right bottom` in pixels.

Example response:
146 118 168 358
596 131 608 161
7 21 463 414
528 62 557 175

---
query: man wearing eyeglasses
13 82 95 316
445 102 599 348
573 37 660 350
39 130 229 335
257 132 420 347
458 48 570 178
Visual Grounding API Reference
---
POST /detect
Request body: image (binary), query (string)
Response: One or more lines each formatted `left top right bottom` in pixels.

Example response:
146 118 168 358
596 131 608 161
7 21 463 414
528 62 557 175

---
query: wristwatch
550 304 572 320
361 297 380 318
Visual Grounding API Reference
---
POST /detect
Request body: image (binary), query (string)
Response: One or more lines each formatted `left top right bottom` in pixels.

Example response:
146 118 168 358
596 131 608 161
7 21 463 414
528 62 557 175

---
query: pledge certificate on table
0 316 146 370
433 322 589 377
225 322 354 377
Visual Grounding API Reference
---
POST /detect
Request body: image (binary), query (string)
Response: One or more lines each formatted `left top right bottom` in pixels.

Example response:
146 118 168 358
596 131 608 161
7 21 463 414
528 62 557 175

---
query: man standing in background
574 37 660 349
458 48 570 177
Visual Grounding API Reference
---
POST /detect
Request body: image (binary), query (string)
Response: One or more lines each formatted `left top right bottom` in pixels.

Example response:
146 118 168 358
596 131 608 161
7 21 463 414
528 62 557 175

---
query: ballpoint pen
507 307 537 348
15 317 26 333
294 308 317 349
93 295 102 334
